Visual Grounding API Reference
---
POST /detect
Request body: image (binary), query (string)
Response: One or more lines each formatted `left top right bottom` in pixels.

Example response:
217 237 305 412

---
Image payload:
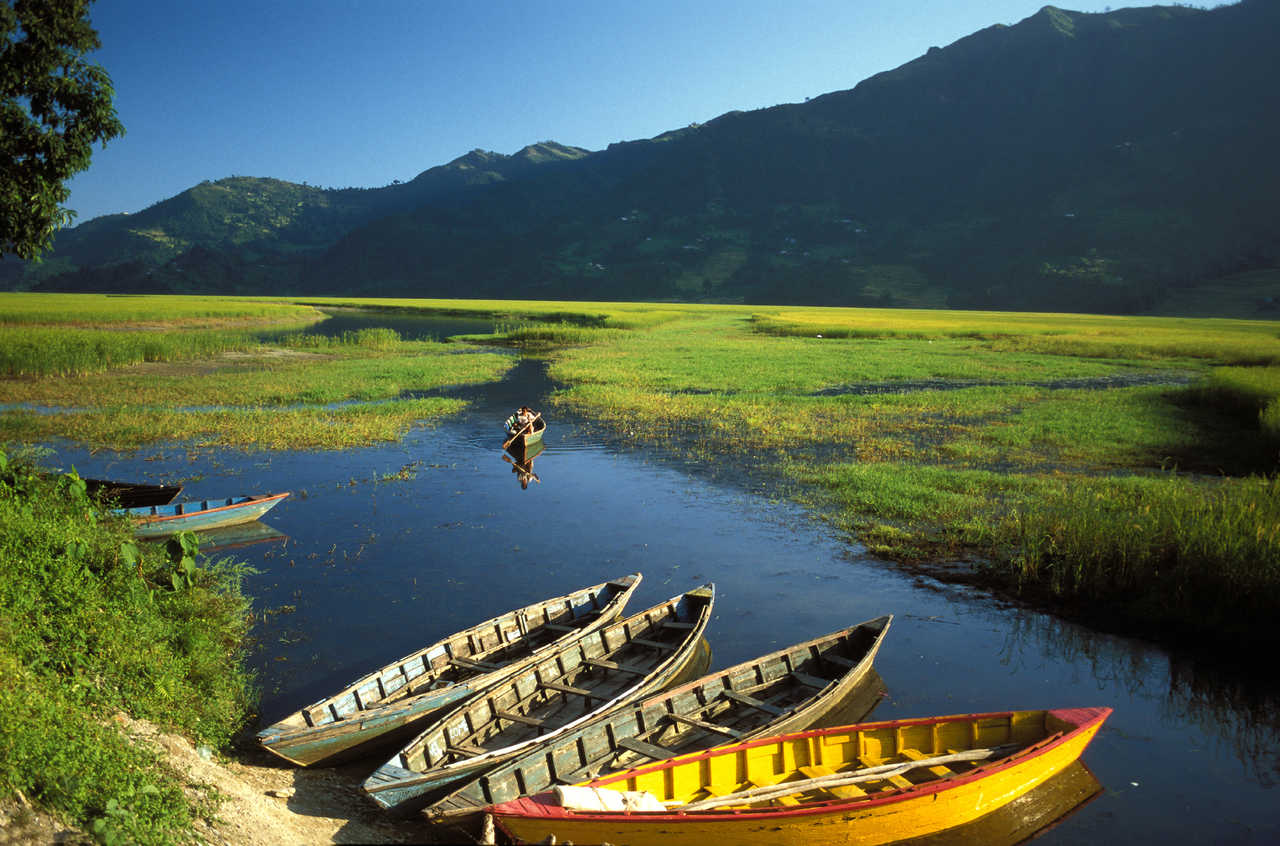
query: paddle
502 411 541 451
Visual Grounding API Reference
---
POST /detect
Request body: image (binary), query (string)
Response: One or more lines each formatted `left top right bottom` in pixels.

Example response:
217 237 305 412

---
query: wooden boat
503 413 546 452
121 492 290 538
489 706 1112 846
362 584 715 816
427 615 893 824
900 760 1102 846
257 574 642 766
84 477 184 508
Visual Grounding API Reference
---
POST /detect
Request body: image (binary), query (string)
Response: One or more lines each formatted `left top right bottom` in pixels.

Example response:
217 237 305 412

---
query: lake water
39 322 1280 844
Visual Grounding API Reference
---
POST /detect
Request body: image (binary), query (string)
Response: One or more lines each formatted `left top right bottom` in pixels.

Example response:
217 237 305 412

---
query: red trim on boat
133 492 290 524
489 707 1112 824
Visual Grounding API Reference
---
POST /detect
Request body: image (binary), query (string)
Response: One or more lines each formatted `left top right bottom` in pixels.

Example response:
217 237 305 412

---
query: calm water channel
41 314 1280 844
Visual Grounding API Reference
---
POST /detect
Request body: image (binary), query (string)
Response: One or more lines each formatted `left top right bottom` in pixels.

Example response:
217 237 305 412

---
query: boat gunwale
426 614 893 818
127 491 290 524
499 706 1111 823
362 585 715 805
395 586 715 775
257 574 643 752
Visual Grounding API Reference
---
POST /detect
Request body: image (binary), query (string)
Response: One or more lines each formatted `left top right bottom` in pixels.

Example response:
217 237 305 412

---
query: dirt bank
1 716 441 846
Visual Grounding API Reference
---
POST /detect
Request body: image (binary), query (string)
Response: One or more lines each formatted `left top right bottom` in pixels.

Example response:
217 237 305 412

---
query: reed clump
0 326 269 377
988 474 1280 641
1186 366 1280 442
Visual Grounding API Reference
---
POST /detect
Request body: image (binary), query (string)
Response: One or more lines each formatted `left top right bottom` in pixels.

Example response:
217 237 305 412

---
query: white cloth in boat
554 786 666 813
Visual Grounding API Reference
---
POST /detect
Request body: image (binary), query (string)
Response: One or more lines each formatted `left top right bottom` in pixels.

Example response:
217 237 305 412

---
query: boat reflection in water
503 440 544 490
893 760 1103 846
191 521 287 554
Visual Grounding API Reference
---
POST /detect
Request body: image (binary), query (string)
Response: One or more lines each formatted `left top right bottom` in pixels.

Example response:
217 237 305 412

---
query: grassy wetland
0 294 513 449
3 292 1280 840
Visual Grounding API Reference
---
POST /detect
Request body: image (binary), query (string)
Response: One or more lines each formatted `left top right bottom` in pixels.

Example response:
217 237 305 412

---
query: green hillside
4 2 1278 316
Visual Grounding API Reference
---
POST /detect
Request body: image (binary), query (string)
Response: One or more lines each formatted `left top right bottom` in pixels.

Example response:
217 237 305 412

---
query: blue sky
66 0 1224 223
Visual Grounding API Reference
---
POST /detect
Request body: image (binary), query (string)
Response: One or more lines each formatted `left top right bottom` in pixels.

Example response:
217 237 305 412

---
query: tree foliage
1 0 122 259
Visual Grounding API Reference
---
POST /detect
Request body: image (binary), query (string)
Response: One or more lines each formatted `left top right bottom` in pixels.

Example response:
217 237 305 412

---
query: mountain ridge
5 1 1278 316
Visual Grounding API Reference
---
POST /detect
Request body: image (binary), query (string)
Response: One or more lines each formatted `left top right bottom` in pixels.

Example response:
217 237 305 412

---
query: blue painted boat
257 574 642 767
122 492 290 538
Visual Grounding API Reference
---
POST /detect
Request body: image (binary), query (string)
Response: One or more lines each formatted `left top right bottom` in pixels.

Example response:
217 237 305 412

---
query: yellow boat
489 706 1111 846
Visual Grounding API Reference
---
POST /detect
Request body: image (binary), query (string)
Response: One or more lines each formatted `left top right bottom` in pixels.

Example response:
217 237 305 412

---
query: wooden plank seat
901 747 956 778
447 742 486 758
664 712 742 739
824 653 858 669
584 658 649 676
540 679 599 699
494 710 546 728
617 736 677 761
631 637 677 651
661 620 696 630
797 767 866 800
789 670 830 689
719 688 785 716
449 655 503 671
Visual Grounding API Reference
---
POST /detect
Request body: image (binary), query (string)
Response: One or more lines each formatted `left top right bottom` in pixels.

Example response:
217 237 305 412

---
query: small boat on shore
121 492 290 538
258 574 642 766
84 477 184 509
489 706 1112 846
362 585 715 816
427 615 893 824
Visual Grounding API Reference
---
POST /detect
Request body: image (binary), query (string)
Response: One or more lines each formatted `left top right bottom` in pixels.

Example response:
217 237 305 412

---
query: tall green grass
0 451 255 843
988 474 1280 640
792 460 1280 644
0 399 469 449
0 326 268 377
0 292 321 326
1188 366 1280 441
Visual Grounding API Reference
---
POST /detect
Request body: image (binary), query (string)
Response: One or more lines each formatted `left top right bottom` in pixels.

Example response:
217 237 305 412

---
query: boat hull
503 416 546 451
83 478 184 508
426 616 893 822
363 586 715 816
125 492 289 538
493 707 1110 846
258 575 642 766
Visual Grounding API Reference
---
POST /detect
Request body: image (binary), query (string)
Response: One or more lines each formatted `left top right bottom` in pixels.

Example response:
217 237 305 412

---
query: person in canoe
504 406 539 436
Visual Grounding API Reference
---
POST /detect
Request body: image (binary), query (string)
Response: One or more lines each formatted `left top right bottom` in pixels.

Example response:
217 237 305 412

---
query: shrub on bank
0 449 256 843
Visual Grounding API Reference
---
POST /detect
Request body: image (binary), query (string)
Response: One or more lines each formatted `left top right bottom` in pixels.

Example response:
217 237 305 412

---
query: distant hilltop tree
0 0 123 259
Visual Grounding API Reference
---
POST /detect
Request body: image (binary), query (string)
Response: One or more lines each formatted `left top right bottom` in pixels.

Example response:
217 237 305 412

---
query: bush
0 449 256 841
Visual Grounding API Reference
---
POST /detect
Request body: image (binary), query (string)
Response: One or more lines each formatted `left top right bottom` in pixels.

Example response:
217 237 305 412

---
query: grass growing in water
0 307 512 449
6 293 1280 647
0 450 255 843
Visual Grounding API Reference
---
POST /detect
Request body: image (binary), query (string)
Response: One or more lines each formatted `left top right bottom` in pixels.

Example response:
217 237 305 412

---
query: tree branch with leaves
1 0 123 259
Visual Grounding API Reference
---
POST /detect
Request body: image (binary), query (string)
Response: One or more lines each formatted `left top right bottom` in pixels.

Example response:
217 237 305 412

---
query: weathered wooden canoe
427 615 893 823
83 477 184 508
362 584 715 816
257 574 642 766
491 706 1111 846
503 414 546 451
122 492 290 538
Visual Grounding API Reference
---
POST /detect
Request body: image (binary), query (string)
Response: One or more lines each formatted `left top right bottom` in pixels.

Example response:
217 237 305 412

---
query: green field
2 292 1279 838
